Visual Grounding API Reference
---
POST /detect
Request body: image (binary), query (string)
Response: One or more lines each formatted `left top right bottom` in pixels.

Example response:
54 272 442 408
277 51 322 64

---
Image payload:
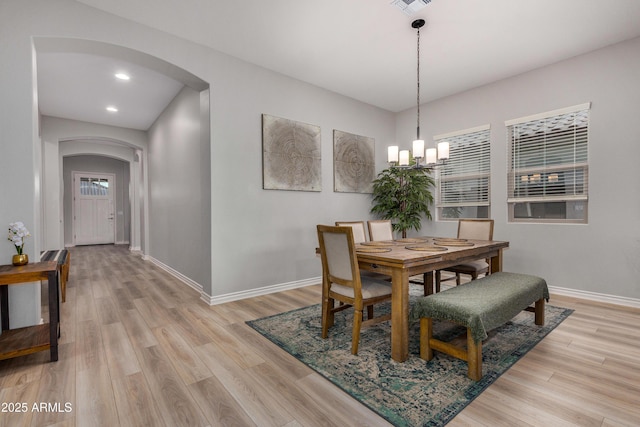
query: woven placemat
395 238 424 243
405 245 448 252
361 241 396 246
433 239 474 247
356 247 392 253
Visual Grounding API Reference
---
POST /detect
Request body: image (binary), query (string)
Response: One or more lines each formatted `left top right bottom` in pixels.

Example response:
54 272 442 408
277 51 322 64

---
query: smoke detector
390 0 432 16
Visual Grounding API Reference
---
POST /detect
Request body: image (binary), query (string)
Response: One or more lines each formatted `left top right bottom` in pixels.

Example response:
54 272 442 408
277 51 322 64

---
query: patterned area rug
247 285 573 427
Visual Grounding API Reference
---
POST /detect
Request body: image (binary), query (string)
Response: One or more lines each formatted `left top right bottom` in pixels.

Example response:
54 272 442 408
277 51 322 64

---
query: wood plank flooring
1 244 638 426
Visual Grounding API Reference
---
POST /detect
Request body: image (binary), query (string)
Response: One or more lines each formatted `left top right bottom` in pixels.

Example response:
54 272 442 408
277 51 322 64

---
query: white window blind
506 103 589 222
435 125 491 219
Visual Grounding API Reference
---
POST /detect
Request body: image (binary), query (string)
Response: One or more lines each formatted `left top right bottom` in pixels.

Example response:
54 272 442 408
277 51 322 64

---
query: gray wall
396 36 640 300
63 155 130 246
148 86 211 289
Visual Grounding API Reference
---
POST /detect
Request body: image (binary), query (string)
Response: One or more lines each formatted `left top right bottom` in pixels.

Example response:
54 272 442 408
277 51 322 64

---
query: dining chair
367 219 394 241
337 221 391 282
317 225 392 355
335 221 368 243
367 220 435 294
436 219 495 289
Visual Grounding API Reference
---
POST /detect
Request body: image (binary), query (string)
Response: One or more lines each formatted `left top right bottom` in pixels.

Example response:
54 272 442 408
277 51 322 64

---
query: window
435 125 491 220
80 177 110 197
506 103 589 223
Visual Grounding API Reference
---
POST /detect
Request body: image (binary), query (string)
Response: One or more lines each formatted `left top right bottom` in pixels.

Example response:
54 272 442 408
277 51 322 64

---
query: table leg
390 268 409 362
1 285 8 331
489 248 503 274
47 271 59 362
423 271 434 295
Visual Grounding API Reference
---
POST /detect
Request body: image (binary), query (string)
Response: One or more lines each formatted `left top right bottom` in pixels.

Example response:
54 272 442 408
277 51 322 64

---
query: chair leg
321 296 333 338
456 273 461 286
351 308 363 355
367 305 374 320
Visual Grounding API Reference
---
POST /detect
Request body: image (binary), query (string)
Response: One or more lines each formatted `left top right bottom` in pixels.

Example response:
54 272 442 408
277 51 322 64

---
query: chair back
317 225 361 291
367 220 394 241
457 219 494 241
335 221 367 243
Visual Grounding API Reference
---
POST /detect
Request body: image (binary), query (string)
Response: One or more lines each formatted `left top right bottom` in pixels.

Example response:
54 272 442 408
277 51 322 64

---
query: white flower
8 221 30 255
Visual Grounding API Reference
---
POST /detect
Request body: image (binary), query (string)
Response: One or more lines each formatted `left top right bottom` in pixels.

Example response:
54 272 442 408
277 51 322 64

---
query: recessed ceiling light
106 106 118 112
115 73 130 81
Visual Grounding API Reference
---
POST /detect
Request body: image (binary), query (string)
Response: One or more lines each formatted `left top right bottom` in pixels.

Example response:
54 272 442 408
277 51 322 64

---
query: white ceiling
37 0 640 130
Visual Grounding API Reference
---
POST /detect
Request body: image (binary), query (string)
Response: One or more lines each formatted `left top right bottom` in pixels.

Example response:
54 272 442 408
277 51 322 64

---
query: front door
73 172 115 245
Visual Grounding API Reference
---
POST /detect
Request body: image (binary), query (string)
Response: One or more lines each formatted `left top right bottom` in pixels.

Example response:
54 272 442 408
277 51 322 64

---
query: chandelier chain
416 25 421 139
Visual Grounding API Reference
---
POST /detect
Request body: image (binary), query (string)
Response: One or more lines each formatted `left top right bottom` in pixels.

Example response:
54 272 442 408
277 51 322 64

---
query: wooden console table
0 261 60 362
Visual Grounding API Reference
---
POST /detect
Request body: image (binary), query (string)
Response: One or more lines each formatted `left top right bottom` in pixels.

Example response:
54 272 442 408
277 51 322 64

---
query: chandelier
388 19 449 168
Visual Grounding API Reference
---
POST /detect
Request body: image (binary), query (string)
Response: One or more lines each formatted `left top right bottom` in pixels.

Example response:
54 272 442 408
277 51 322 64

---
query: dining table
354 236 509 362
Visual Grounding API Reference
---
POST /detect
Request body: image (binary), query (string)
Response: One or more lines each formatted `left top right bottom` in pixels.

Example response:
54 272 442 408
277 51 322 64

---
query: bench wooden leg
419 317 434 361
534 298 545 325
467 329 482 381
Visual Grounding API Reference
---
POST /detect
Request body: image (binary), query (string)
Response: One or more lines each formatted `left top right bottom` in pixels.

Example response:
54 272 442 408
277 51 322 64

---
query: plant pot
12 254 29 266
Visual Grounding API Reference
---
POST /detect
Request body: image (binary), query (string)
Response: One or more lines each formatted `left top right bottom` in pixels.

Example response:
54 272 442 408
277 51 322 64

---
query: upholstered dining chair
337 221 391 282
367 219 394 241
317 225 392 355
367 220 435 294
436 219 495 289
335 221 368 243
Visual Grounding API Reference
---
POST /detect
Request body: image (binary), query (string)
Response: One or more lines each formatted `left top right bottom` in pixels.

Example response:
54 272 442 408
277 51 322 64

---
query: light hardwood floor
1 244 638 426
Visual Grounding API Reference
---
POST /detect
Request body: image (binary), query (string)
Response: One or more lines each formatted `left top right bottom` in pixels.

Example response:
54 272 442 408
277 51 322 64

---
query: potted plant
370 165 435 238
7 221 31 265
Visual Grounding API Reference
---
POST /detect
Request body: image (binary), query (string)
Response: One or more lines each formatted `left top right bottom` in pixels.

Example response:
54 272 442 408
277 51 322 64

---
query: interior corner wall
148 86 212 291
396 36 640 300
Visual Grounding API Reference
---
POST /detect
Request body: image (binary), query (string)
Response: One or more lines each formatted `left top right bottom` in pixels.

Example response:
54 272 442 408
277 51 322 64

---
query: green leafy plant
370 166 435 238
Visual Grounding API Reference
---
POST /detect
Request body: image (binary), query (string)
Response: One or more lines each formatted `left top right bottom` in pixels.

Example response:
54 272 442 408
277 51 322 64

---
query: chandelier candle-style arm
399 150 410 166
437 141 450 160
413 139 425 159
426 148 437 165
388 145 399 163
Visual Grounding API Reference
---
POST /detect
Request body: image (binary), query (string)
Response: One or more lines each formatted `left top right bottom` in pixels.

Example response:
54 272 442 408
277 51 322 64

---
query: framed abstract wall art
333 130 375 193
262 114 321 192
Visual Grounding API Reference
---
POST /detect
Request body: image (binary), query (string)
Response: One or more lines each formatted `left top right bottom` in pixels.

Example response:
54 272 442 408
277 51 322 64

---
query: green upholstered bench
410 272 549 380
40 250 70 303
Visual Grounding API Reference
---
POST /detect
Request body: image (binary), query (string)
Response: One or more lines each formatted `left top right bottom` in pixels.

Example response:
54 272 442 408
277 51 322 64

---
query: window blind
436 125 491 210
507 104 589 204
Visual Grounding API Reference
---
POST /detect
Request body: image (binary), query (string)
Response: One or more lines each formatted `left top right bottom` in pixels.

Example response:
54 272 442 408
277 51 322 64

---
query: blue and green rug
247 286 572 427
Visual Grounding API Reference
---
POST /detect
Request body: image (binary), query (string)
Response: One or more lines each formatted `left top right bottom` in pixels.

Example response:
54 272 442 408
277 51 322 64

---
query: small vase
12 254 29 266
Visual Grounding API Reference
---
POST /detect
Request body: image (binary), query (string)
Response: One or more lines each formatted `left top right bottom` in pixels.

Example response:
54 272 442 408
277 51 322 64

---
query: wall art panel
333 130 375 193
262 114 321 191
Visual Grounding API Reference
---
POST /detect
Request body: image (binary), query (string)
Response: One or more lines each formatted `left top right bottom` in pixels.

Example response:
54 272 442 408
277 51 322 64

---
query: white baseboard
549 285 640 309
201 277 322 306
136 257 640 310
145 255 203 294
143 253 320 305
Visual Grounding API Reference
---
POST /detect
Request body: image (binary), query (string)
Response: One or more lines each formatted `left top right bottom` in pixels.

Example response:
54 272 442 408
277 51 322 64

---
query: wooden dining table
355 237 509 362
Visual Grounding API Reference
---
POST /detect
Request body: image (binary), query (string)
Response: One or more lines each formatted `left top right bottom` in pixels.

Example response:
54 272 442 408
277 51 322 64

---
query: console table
0 261 60 362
